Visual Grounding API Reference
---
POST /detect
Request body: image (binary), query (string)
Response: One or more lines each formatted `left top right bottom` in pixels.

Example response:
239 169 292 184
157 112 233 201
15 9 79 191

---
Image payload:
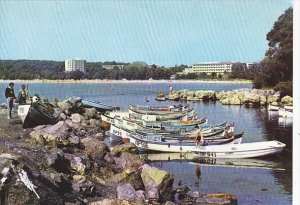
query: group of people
5 82 29 119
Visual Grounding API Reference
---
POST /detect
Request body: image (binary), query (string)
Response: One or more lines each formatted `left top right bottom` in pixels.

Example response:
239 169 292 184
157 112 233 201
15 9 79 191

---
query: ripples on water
0 82 292 204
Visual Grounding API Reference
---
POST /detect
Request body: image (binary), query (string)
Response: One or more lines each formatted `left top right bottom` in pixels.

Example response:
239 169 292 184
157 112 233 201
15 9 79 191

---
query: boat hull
21 104 58 129
129 133 285 158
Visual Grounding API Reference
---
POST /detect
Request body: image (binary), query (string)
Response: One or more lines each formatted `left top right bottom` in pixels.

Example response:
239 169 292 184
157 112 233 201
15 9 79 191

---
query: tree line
0 60 187 80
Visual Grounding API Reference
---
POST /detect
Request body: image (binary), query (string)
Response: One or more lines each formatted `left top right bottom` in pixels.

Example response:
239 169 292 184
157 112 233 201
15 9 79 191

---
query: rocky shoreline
167 89 293 106
0 98 237 205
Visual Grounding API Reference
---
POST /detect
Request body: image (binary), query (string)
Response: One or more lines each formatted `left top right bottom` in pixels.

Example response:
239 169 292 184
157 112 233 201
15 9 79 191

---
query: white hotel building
183 62 233 75
65 59 86 72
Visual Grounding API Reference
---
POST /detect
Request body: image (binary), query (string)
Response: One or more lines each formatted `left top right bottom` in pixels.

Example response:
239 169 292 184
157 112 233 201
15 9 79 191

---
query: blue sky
0 0 292 66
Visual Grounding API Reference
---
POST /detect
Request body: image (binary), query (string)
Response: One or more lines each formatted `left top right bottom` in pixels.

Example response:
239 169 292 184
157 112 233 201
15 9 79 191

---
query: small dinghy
18 97 58 128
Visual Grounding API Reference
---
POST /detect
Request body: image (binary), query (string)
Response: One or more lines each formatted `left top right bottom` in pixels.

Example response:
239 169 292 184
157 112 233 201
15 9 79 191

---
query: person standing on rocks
5 82 16 119
169 85 173 94
17 84 29 105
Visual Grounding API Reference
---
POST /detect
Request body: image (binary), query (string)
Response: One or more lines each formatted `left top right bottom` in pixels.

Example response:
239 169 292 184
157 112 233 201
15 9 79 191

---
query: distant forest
0 60 187 80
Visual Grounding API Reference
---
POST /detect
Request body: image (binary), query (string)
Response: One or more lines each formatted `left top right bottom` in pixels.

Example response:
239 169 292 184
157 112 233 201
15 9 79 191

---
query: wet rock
110 143 138 157
81 137 108 159
140 164 174 202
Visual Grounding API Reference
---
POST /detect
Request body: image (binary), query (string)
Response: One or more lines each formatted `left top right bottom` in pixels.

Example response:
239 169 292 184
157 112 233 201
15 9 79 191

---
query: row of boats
16 96 286 159
102 104 286 158
268 104 293 118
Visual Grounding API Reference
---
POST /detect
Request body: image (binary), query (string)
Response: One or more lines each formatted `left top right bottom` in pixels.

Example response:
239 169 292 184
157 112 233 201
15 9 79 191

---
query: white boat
128 133 285 158
278 107 293 118
17 104 31 123
101 112 129 129
267 104 279 111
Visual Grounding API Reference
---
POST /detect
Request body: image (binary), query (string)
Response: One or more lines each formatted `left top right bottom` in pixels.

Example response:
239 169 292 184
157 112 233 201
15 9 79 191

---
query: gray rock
71 113 84 123
85 108 97 119
117 183 137 201
110 143 138 157
81 137 108 159
140 164 174 202
114 152 144 171
90 119 101 128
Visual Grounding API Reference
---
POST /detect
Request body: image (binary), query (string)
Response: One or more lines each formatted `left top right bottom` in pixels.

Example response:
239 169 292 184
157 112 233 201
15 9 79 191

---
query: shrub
274 81 293 97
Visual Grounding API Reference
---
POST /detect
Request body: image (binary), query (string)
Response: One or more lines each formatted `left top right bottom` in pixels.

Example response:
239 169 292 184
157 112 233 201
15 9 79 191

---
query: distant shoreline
0 79 252 84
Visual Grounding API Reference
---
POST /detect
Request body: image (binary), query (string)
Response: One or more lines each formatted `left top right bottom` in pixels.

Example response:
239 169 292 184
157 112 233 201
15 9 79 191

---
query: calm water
0 81 292 205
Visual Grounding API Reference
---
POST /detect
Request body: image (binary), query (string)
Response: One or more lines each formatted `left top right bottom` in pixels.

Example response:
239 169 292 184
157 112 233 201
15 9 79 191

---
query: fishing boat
142 117 209 131
129 104 191 115
129 111 191 121
267 104 280 111
101 112 129 129
18 101 58 129
129 132 285 158
81 98 120 112
278 107 293 118
129 132 243 152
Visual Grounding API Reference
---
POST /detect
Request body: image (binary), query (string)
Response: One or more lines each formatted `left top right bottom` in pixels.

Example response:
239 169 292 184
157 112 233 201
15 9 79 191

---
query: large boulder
267 95 280 104
140 164 174 202
30 121 71 147
114 152 144 171
81 137 108 159
85 108 97 119
71 113 84 123
117 183 137 201
281 95 293 105
110 143 138 157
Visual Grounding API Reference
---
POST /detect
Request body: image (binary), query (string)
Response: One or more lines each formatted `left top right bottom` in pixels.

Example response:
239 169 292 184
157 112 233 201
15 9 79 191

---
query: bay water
0 81 292 204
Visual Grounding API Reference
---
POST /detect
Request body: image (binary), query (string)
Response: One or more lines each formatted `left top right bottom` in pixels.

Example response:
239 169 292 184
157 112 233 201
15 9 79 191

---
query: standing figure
194 125 204 149
5 82 16 119
169 85 173 94
17 84 30 105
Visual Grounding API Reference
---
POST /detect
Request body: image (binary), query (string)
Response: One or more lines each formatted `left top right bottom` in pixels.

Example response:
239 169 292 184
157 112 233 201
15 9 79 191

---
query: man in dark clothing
5 82 16 119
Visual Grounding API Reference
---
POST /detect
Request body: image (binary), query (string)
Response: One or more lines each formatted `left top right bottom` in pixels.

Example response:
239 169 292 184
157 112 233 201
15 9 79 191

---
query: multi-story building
183 62 233 75
65 59 86 72
102 64 124 70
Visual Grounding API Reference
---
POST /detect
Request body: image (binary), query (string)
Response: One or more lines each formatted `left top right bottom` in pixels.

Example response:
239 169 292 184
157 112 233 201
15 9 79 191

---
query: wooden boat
142 117 209 131
129 104 191 116
129 111 191 121
131 104 188 112
129 132 244 153
81 98 120 112
267 104 280 111
278 107 293 118
129 132 286 158
18 102 58 129
101 112 129 129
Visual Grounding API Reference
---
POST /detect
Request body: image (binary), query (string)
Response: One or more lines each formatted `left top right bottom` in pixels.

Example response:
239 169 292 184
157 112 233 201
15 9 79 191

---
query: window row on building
65 59 86 72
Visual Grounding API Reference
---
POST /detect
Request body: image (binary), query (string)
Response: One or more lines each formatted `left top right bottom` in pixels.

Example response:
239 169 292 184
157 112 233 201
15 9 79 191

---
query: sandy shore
0 79 252 84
